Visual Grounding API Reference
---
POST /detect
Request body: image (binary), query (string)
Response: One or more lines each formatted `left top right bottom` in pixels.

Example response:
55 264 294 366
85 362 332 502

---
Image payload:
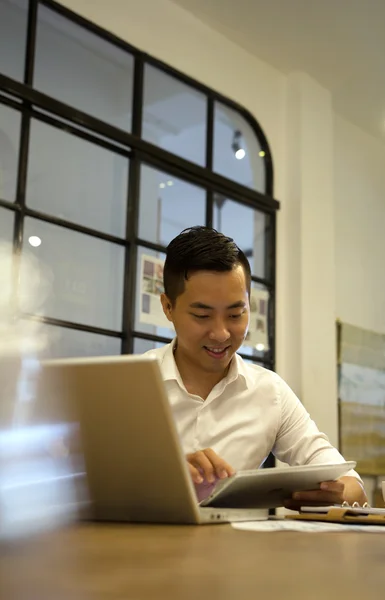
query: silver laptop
34 354 267 524
33 355 354 525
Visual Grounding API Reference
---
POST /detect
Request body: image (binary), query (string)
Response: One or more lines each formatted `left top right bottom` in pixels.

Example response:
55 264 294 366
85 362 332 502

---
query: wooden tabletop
1 522 384 599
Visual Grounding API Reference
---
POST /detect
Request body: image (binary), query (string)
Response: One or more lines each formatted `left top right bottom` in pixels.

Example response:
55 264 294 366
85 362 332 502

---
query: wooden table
1 522 384 599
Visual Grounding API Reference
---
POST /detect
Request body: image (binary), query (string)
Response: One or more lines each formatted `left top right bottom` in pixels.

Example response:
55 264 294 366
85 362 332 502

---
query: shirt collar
160 339 184 387
160 338 250 392
234 353 255 390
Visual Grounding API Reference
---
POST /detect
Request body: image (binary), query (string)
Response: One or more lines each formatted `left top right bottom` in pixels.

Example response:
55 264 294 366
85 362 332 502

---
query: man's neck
173 346 230 400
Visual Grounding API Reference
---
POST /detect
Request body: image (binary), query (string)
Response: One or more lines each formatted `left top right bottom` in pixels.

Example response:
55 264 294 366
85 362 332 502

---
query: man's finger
187 451 216 483
203 448 235 479
319 480 345 493
291 489 344 504
284 484 345 510
284 498 332 510
187 462 204 484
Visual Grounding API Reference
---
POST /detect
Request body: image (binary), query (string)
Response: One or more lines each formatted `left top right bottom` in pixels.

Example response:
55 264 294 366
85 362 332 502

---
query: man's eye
229 314 243 319
193 314 209 319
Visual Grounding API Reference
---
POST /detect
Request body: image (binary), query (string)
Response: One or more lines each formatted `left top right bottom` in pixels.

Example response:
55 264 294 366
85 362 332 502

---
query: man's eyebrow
189 302 213 309
189 301 247 310
227 301 247 309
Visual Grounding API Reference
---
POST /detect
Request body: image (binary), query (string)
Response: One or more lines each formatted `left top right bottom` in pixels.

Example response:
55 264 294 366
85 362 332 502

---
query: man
145 226 367 509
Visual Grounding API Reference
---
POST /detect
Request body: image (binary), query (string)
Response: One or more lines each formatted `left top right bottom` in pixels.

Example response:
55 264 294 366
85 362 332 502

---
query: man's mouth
203 346 230 359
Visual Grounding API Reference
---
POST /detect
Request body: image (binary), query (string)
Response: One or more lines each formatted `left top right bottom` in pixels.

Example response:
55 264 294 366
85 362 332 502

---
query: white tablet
200 462 357 509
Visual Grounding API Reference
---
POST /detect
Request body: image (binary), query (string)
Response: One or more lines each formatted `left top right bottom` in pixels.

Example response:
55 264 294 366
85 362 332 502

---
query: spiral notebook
286 505 385 526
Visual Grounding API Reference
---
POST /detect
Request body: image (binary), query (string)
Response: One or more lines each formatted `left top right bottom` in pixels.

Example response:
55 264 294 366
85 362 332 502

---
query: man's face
161 266 250 374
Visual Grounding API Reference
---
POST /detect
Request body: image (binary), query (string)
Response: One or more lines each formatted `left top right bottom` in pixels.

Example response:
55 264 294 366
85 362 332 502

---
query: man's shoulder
142 343 171 361
235 353 283 389
142 341 179 382
141 341 176 370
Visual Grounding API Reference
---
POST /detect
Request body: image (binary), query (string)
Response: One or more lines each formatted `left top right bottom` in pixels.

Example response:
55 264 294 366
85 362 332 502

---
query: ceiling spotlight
259 150 266 158
232 130 246 160
159 183 166 189
255 343 265 351
235 148 246 160
28 236 42 248
167 180 174 186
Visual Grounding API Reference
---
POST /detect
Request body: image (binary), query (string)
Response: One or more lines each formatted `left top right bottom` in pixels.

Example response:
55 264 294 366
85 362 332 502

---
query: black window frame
0 0 280 370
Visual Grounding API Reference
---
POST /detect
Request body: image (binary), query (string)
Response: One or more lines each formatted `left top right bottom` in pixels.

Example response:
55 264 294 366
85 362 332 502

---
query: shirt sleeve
272 376 361 481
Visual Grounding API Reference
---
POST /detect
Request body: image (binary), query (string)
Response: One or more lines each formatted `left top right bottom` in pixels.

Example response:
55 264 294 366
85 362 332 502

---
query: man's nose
208 319 231 343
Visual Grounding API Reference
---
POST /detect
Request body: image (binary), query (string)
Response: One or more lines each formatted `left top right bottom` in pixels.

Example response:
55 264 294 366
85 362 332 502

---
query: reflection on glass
0 0 28 81
138 164 206 246
0 305 85 540
213 194 271 279
133 338 166 354
37 323 121 359
26 120 129 237
0 422 82 539
214 102 266 192
135 246 174 340
34 5 134 130
143 64 207 166
20 218 125 332
0 104 22 202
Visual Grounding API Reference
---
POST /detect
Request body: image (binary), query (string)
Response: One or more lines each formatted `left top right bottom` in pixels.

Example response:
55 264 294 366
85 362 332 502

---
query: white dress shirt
144 340 359 480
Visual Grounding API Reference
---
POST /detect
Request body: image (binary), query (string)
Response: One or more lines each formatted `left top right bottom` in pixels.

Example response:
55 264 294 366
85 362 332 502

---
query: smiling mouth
203 346 231 359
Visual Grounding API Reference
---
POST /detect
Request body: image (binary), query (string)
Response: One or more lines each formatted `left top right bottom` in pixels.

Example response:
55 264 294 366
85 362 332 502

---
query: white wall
279 72 338 444
334 115 385 500
334 115 385 334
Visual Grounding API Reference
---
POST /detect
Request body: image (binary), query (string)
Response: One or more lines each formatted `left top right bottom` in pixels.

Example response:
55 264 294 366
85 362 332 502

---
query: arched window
0 0 279 371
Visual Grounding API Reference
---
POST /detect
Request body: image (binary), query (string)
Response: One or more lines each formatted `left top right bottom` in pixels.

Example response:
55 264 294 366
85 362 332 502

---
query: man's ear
160 293 173 322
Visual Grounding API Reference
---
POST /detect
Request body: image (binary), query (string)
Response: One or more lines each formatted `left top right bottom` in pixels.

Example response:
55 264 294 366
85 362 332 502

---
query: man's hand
284 479 345 511
186 448 235 484
284 475 368 511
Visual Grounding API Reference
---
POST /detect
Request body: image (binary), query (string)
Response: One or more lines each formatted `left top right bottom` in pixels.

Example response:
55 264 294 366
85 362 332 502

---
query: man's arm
273 376 367 506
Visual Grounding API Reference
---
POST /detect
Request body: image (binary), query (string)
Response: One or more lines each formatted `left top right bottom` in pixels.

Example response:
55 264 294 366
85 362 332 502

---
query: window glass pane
0 206 13 244
0 207 14 307
26 120 129 237
133 338 166 355
0 0 28 81
34 109 129 151
135 246 174 340
0 103 21 202
37 323 121 359
34 5 134 130
240 282 270 361
214 102 266 192
138 164 206 246
0 91 22 104
213 194 271 280
20 218 125 331
143 65 207 166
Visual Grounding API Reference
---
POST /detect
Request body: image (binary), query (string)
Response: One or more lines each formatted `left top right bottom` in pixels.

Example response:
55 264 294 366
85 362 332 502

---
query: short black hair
164 226 251 304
